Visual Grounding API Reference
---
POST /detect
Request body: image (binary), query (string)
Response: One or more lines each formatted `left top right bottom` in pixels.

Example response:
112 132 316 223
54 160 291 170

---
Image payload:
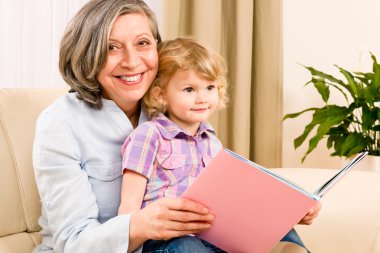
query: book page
313 151 368 198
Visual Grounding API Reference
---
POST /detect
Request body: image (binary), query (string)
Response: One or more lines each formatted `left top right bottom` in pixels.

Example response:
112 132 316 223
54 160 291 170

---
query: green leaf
337 66 359 98
303 65 345 85
324 82 350 103
371 53 380 88
314 80 330 103
362 104 378 131
282 108 318 120
362 86 377 104
293 107 332 149
330 136 345 157
354 72 373 85
340 133 369 157
300 105 351 161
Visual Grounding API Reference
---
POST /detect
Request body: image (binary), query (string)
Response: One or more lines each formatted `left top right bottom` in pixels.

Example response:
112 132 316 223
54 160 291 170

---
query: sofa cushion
0 88 66 241
0 232 41 253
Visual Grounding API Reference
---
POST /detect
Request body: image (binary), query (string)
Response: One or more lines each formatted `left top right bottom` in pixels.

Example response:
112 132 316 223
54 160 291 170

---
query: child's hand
298 201 322 225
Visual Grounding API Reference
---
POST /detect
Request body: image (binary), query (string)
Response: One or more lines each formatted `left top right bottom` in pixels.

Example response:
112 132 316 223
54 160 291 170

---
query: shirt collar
152 113 216 140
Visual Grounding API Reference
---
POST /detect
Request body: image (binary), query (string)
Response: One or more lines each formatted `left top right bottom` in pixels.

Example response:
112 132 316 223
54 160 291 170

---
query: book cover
181 149 367 253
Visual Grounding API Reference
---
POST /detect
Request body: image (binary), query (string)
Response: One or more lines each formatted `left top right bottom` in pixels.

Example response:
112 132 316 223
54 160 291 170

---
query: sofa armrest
272 168 380 253
0 88 67 253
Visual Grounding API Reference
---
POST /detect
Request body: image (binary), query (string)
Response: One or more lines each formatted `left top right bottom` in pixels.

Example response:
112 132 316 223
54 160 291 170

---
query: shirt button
107 170 112 176
190 141 195 146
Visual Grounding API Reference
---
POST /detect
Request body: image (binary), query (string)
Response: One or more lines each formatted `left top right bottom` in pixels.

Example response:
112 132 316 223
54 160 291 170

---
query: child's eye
183 87 194 93
207 84 216 90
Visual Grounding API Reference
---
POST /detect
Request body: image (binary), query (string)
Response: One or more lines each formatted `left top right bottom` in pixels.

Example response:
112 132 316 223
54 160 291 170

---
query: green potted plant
283 53 380 162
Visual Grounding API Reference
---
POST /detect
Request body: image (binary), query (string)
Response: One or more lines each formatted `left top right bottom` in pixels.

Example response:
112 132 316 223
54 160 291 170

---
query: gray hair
59 0 161 108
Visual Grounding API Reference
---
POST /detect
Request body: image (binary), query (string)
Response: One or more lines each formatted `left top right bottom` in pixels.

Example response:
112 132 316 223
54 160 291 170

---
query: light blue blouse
33 92 147 253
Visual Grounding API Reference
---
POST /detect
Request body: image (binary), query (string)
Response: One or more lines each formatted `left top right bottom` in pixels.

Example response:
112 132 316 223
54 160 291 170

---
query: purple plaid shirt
121 113 222 208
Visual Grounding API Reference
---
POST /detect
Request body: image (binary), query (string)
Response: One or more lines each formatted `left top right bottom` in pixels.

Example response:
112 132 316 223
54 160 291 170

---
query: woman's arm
34 112 133 253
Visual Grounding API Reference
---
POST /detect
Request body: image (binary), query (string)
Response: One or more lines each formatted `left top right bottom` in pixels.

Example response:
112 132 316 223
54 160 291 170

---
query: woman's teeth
120 74 141 82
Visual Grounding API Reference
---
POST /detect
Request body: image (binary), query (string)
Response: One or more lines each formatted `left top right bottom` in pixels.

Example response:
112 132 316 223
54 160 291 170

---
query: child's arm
118 169 148 215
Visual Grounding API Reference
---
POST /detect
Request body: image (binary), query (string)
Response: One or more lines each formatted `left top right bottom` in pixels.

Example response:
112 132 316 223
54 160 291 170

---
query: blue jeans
142 235 225 253
143 228 309 253
281 228 310 253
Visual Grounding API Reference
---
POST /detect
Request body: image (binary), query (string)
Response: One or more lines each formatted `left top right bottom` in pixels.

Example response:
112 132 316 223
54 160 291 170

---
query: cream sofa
1 88 380 253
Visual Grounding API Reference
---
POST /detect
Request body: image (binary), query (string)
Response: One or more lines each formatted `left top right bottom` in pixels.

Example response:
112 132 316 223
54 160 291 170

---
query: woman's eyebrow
109 33 154 42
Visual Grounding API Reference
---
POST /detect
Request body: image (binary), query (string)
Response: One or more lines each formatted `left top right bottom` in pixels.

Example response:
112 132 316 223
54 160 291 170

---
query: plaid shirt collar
152 113 216 140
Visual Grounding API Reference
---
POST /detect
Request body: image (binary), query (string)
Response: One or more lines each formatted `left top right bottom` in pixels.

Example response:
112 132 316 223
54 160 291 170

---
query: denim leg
200 239 227 252
143 236 216 253
280 228 310 253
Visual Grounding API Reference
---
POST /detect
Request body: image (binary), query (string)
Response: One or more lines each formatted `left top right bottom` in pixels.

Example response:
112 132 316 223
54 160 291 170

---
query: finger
166 209 214 222
163 198 209 214
302 212 318 221
149 220 212 240
163 219 212 232
315 201 322 211
299 219 313 225
154 228 210 241
300 212 318 224
311 202 321 212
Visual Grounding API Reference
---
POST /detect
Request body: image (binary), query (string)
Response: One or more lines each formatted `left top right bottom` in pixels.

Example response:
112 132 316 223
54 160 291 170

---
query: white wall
283 0 380 168
0 0 160 88
2 0 378 168
0 0 89 88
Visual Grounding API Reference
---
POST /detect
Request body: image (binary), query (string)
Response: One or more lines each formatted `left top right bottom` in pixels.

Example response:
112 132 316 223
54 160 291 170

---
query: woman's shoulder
39 92 94 121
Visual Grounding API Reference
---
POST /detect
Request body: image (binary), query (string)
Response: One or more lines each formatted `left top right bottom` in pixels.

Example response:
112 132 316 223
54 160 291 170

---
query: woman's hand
127 197 213 252
298 201 321 225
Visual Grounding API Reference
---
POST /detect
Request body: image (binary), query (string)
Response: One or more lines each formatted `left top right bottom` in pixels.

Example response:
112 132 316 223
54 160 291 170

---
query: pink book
181 149 367 253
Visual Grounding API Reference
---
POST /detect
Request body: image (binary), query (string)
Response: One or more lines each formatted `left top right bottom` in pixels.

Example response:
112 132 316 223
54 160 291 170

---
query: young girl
118 38 315 253
118 37 228 252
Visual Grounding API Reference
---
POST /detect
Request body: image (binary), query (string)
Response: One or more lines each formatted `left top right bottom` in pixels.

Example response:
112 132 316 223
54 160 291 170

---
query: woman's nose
120 47 139 68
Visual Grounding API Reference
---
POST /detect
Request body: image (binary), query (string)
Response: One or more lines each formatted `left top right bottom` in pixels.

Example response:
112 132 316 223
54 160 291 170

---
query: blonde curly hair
143 37 229 118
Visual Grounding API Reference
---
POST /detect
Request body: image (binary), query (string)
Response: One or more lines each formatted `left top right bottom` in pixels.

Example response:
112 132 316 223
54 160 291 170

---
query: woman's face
98 13 158 115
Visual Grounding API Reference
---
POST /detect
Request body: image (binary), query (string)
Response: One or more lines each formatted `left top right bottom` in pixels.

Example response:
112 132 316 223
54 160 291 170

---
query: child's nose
196 92 207 103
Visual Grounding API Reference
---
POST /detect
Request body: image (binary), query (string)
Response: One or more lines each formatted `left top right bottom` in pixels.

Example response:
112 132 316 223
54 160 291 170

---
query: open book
181 149 368 253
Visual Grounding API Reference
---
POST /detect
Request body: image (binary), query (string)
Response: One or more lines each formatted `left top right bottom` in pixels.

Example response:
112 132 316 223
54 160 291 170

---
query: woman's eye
138 39 151 47
183 87 194 93
109 44 118 51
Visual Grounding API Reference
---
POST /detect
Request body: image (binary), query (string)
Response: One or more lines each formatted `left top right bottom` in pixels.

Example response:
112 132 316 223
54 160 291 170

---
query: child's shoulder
202 121 218 136
125 121 161 146
134 120 160 133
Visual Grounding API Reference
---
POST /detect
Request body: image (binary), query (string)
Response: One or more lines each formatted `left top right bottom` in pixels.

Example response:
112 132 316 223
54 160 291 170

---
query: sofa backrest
0 88 66 251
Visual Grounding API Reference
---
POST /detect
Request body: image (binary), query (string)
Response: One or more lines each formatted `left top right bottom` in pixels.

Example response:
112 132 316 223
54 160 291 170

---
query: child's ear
151 86 165 104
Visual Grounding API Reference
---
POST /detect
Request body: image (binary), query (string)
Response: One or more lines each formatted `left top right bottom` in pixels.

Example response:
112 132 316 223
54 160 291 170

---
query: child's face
163 69 219 134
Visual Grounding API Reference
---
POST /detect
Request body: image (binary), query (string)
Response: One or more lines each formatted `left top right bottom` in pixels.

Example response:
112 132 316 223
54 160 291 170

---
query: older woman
33 0 320 252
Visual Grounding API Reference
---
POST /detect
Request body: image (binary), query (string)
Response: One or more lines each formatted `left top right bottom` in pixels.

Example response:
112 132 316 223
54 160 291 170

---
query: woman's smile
119 73 144 85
